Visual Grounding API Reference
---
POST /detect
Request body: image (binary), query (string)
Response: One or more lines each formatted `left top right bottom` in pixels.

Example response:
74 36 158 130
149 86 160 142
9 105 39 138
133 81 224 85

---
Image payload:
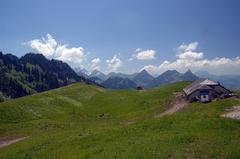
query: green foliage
0 81 240 158
0 52 89 100
0 92 9 102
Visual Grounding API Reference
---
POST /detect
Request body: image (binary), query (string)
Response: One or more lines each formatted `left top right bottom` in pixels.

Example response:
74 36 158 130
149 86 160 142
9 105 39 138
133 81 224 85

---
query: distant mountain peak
132 69 154 87
143 69 199 87
181 69 199 81
185 69 193 74
183 69 194 75
140 69 148 74
91 69 104 75
74 67 88 74
135 69 148 76
161 70 180 76
90 70 106 80
167 69 179 73
74 67 89 78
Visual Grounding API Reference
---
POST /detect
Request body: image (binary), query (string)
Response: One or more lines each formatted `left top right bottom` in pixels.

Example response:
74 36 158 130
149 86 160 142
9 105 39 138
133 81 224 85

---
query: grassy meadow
0 81 240 158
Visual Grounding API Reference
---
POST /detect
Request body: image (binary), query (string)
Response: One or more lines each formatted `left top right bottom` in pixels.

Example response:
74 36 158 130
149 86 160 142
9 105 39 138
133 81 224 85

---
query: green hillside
0 82 240 158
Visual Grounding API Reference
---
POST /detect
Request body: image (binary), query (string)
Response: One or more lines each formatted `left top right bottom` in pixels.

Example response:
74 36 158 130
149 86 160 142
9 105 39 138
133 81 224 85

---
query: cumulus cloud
25 34 85 66
27 34 57 57
176 42 203 60
90 58 101 70
106 55 122 72
131 49 156 60
178 42 198 52
142 42 240 75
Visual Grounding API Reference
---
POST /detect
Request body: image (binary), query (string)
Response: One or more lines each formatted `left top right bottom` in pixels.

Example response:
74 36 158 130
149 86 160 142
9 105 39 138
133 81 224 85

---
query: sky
1 0 240 75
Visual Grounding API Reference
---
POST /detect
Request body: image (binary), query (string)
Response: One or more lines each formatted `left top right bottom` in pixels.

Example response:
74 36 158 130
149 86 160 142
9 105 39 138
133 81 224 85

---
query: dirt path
155 93 188 118
221 106 240 120
0 136 29 148
121 93 188 125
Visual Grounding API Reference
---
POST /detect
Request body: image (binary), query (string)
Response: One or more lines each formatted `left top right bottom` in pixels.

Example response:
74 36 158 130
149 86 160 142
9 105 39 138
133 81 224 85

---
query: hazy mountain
90 70 107 80
74 67 89 78
149 70 199 87
101 77 137 89
89 70 136 81
181 70 199 81
195 71 240 89
107 72 127 78
149 70 182 87
132 70 154 87
105 72 137 79
0 52 94 100
91 69 200 89
89 76 103 84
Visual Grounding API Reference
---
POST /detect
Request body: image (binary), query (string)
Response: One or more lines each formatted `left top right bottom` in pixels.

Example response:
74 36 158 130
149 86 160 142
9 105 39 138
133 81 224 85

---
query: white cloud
106 55 122 72
177 42 203 60
25 34 85 66
142 42 240 75
55 45 85 66
27 34 57 57
178 42 198 52
132 49 156 60
90 58 101 70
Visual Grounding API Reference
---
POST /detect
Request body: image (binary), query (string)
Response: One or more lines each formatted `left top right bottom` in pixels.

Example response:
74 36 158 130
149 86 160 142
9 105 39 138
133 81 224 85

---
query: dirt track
155 93 188 118
0 136 29 148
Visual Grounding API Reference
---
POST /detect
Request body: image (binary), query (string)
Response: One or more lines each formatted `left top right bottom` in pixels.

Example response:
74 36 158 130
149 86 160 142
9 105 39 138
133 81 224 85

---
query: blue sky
1 0 240 75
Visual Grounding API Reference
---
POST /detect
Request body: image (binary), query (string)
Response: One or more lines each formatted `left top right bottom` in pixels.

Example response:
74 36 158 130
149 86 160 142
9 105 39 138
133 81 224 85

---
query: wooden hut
183 79 232 103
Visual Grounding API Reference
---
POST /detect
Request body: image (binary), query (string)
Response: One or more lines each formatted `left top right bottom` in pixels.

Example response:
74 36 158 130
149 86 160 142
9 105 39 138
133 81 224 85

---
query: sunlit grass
0 81 239 158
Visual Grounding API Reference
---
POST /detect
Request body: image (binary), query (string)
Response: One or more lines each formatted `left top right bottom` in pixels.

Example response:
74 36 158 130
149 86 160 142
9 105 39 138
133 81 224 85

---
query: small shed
183 79 232 103
136 86 143 90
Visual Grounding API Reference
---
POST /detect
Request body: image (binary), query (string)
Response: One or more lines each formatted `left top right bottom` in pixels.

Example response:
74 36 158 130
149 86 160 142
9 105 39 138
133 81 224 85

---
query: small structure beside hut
136 86 143 90
183 79 233 103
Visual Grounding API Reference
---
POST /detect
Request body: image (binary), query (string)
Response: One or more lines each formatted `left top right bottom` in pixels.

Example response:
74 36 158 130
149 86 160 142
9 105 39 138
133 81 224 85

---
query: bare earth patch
155 92 188 118
121 92 188 125
0 136 29 148
221 106 240 120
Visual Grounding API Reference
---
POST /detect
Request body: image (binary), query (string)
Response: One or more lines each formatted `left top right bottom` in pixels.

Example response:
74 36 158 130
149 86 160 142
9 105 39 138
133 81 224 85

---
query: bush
0 92 9 102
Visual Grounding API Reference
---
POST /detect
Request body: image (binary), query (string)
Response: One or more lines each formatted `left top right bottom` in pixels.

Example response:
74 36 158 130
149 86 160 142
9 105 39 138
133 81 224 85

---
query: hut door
200 95 209 102
200 91 210 102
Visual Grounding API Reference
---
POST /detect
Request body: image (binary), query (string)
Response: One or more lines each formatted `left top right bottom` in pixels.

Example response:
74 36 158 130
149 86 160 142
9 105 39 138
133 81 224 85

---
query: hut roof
199 79 218 85
183 79 218 96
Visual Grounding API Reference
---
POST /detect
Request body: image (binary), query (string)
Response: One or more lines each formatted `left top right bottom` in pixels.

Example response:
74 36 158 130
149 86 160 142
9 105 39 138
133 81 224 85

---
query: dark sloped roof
183 79 218 95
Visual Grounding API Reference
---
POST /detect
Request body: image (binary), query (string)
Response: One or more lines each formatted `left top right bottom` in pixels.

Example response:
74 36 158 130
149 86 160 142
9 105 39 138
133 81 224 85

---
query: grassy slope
0 82 240 158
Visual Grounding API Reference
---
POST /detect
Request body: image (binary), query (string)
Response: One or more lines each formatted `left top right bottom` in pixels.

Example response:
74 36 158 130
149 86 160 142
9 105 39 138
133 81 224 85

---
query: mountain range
77 68 240 90
76 69 199 89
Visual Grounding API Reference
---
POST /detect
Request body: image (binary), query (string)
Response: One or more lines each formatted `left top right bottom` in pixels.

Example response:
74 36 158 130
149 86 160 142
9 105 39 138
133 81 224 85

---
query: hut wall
187 89 219 102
